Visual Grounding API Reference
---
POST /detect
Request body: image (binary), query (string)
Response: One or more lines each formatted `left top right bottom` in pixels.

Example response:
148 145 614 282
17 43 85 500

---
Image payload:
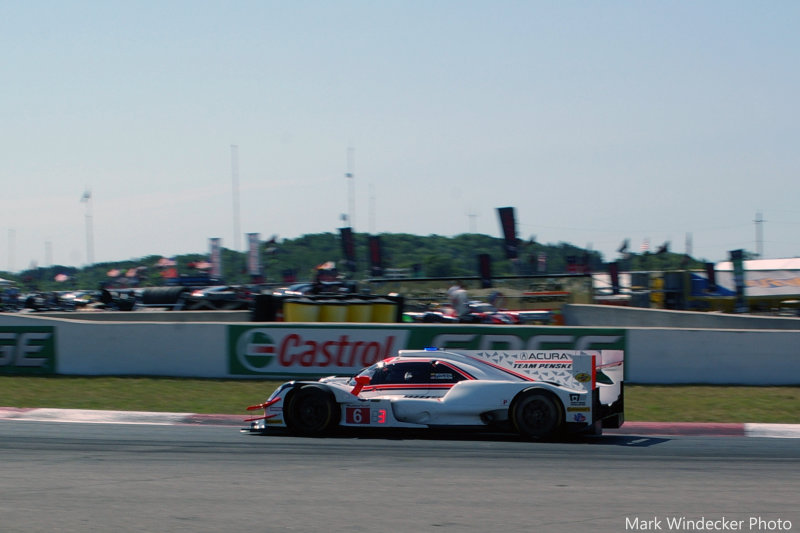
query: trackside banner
0 326 57 375
227 325 626 378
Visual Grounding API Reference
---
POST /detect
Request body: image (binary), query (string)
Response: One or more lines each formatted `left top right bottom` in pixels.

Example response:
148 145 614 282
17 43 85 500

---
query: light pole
754 211 764 258
231 144 241 251
346 147 355 229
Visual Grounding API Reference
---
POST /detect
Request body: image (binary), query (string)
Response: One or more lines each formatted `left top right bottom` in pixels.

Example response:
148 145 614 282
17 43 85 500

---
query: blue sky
2 1 799 271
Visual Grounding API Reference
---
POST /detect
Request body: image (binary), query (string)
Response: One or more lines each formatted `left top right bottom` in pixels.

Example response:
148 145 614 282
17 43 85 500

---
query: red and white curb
1 408 799 438
0 407 203 426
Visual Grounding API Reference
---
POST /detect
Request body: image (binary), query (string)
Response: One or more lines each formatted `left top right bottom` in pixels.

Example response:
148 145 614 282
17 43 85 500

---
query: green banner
0 326 56 375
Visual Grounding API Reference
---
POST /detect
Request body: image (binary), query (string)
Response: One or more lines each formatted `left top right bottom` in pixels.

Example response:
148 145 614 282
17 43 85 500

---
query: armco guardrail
0 312 798 384
24 310 252 322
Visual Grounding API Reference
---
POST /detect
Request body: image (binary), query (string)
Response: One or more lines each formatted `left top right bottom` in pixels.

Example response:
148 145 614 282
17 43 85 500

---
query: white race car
244 348 624 440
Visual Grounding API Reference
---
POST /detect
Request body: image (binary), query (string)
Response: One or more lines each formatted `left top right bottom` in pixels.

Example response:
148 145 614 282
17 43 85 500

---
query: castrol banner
228 326 410 377
227 325 626 378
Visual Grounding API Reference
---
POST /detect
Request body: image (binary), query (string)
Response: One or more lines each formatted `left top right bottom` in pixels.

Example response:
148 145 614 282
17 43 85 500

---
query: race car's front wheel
284 385 339 436
511 390 562 440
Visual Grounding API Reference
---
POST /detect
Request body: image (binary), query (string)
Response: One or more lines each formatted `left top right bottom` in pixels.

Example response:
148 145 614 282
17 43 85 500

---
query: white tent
716 258 800 271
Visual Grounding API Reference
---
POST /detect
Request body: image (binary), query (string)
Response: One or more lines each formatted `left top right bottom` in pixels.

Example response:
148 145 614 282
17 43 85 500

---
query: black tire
511 390 562 440
284 386 339 436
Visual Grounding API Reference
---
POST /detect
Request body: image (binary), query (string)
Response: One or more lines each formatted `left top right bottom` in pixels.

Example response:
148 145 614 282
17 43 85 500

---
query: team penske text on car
244 348 624 440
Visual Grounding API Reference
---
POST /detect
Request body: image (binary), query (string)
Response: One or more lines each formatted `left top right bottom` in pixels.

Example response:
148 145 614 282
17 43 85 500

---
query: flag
609 262 620 295
339 227 356 272
247 233 261 276
209 238 222 278
80 190 91 202
368 235 383 277
496 207 518 259
640 238 650 253
477 253 492 288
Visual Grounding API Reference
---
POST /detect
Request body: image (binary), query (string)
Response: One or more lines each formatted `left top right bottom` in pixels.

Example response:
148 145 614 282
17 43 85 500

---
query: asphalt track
1 417 798 533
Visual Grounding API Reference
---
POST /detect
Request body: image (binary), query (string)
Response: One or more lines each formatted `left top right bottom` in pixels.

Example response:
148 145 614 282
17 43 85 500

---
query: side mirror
351 375 370 396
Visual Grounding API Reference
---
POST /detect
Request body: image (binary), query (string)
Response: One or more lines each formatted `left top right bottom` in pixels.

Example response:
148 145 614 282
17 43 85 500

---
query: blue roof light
424 347 440 351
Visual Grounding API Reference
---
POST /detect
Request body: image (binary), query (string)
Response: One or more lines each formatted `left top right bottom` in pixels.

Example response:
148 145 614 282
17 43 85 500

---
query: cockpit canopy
351 359 470 386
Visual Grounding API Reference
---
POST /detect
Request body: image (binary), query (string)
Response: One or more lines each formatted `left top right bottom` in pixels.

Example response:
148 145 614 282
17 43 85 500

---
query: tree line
1 232 706 292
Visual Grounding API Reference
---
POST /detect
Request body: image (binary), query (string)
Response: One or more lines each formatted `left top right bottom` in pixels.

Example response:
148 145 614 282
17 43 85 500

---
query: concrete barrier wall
1 313 798 384
627 328 799 384
58 322 227 377
0 313 227 378
563 304 800 330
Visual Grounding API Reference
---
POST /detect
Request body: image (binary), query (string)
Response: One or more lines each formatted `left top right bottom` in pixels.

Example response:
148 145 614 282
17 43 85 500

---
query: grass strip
1 376 798 423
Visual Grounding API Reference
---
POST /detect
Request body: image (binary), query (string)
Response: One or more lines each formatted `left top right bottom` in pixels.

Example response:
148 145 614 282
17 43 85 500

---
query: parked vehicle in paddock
58 290 96 310
182 285 254 310
272 280 358 297
403 301 554 325
243 348 624 440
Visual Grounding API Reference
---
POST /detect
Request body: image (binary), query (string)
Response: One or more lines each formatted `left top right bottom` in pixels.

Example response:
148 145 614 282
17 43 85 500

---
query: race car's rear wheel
284 385 339 436
511 390 562 440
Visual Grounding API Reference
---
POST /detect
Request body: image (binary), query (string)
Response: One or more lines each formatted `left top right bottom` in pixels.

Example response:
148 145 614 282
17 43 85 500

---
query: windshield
348 361 384 385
